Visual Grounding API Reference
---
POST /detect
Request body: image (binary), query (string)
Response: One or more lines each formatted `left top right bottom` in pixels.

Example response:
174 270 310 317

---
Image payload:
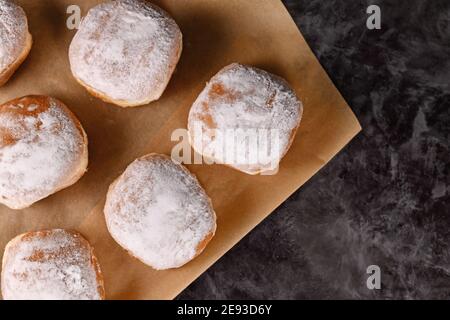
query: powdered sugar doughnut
0 96 88 210
104 154 216 270
1 229 105 300
0 0 32 86
69 0 183 107
188 63 303 175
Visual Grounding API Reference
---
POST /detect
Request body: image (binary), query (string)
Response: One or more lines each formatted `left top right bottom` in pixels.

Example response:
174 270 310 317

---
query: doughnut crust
104 154 216 270
0 0 32 86
1 229 105 300
188 63 303 175
69 0 183 107
0 96 88 210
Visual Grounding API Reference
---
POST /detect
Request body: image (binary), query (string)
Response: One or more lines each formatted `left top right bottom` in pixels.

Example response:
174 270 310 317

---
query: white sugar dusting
1 229 103 300
0 0 28 72
0 97 85 209
69 0 182 103
104 154 216 270
188 63 303 174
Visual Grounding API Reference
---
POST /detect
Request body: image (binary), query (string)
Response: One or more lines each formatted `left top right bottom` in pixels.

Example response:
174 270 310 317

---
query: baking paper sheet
0 0 361 299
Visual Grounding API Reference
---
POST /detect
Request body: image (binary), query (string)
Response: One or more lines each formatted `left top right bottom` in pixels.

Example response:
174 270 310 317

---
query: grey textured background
177 0 450 299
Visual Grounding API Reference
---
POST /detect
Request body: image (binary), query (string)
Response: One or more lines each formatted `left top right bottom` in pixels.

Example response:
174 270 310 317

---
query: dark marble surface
177 0 450 299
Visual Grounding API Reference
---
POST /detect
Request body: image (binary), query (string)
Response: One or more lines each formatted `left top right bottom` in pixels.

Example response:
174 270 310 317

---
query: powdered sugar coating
0 96 87 209
104 154 216 270
69 0 182 106
188 63 303 174
1 229 104 300
0 0 28 73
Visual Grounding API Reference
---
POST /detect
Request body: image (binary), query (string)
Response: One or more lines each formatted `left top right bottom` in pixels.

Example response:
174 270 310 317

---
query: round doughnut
1 229 105 300
0 96 88 210
188 63 303 175
104 153 216 270
0 0 32 86
69 0 183 107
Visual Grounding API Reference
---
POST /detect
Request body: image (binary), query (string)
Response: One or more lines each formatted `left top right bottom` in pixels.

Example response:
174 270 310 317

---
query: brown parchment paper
0 0 361 300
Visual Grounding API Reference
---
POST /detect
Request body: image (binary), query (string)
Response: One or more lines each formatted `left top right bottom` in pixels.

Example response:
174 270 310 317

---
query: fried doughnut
0 0 32 86
188 63 303 175
69 0 183 107
0 96 88 210
104 154 216 270
1 229 105 300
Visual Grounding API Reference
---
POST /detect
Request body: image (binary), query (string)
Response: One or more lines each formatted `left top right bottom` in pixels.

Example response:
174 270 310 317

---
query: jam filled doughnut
0 0 32 86
1 229 105 300
69 0 183 107
104 154 216 270
0 96 88 210
188 63 303 175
